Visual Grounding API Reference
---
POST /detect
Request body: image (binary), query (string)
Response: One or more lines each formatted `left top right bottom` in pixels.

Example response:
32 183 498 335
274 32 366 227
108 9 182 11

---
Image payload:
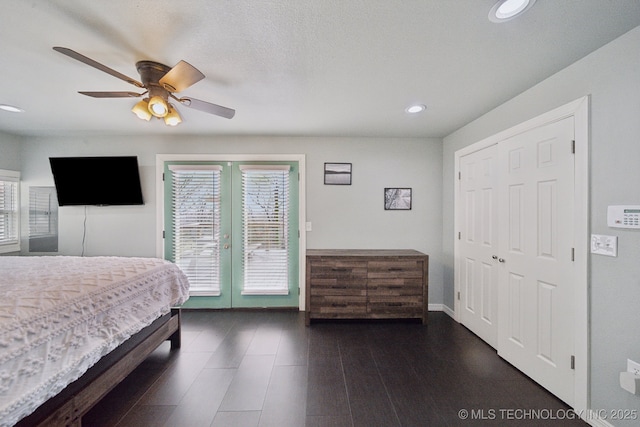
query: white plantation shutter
0 170 20 253
240 165 290 295
169 165 222 295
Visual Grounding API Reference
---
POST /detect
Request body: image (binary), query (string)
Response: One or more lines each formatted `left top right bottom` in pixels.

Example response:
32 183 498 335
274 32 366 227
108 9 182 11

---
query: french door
163 160 299 309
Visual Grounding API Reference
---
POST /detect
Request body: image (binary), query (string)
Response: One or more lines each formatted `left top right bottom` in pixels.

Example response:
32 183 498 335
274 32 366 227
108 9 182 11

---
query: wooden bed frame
15 308 182 427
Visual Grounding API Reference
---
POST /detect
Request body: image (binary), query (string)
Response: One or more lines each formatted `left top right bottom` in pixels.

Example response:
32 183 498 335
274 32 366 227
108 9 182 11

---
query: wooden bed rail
16 309 182 427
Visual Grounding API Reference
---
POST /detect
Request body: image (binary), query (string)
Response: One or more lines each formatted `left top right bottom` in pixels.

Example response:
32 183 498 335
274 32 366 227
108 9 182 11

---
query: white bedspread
0 256 190 427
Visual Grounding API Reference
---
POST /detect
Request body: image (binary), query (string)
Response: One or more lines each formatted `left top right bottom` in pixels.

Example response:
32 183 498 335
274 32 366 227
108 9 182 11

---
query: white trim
168 164 222 171
453 96 590 415
156 154 307 310
443 304 456 319
0 169 21 254
239 164 291 171
428 303 457 320
582 413 613 427
241 289 290 296
428 303 444 311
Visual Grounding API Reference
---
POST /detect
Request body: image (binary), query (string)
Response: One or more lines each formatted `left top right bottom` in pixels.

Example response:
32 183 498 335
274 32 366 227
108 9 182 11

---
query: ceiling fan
53 47 235 126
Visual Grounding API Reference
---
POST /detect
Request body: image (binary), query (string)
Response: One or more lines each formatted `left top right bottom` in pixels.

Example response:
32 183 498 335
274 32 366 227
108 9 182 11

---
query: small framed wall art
384 187 412 210
324 162 352 185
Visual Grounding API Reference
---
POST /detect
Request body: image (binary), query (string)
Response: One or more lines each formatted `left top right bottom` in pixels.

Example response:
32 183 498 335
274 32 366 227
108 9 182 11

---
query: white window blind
0 170 20 254
29 187 57 237
169 165 222 295
240 165 290 295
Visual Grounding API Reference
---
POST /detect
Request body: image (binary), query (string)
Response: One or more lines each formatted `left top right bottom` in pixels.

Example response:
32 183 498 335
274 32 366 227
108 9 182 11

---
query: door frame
453 96 589 414
156 153 307 310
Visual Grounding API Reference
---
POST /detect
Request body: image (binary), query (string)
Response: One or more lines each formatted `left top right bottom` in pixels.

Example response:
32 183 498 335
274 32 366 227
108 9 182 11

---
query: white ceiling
1 0 639 138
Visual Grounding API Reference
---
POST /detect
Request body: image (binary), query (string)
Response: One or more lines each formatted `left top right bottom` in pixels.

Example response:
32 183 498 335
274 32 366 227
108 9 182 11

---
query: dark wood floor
83 311 587 427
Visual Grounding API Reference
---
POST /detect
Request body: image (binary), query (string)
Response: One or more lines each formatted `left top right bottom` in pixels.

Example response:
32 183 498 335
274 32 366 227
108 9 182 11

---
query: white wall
18 135 444 304
0 132 22 170
443 26 640 423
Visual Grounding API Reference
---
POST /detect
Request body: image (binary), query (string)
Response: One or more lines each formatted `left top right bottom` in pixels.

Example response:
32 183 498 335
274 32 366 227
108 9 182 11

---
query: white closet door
458 144 500 347
497 117 575 405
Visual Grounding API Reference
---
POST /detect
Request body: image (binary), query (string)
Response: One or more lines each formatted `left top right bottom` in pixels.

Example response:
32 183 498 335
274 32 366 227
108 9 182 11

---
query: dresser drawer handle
331 303 348 307
331 268 349 272
386 302 403 306
387 268 403 272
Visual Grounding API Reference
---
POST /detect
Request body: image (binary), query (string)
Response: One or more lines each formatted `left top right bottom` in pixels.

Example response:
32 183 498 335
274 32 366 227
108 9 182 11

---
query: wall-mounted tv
49 156 144 206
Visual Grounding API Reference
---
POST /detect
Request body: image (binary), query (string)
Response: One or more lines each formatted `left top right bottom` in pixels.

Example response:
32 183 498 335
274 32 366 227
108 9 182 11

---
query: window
29 186 58 252
240 165 290 295
168 165 222 295
0 170 20 253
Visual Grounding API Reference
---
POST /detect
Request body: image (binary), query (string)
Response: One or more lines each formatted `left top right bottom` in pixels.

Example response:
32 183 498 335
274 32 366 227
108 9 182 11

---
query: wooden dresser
305 249 428 325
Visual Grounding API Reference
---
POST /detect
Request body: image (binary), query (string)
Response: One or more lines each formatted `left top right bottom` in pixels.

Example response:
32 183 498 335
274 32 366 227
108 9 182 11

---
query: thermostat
607 205 640 229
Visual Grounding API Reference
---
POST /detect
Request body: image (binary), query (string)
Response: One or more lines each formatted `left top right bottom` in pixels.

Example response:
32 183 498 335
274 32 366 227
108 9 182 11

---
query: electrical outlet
627 359 640 376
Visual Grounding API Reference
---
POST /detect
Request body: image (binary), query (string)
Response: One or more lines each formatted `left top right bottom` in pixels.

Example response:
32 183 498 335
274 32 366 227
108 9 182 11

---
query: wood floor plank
246 323 283 355
218 354 276 411
343 352 400 427
138 351 213 405
162 368 235 427
205 326 256 368
259 365 308 427
114 405 176 427
306 363 350 417
275 317 310 366
211 411 261 427
305 415 354 426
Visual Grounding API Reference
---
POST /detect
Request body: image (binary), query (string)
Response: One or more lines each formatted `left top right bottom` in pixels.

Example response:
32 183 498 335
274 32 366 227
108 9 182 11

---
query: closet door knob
498 258 505 263
492 255 498 260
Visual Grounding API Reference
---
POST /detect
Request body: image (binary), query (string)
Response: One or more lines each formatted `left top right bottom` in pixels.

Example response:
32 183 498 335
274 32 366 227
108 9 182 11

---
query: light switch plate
591 234 617 257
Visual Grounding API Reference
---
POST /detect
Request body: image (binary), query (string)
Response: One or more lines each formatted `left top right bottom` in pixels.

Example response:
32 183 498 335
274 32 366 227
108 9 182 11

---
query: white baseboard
582 413 614 427
428 304 456 320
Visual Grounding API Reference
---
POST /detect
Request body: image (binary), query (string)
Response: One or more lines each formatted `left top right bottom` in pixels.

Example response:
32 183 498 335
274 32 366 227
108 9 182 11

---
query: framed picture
324 163 352 185
384 188 412 210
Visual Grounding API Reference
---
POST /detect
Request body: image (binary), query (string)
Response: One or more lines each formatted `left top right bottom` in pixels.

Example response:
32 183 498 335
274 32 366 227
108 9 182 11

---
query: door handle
492 255 498 260
498 258 505 263
223 244 230 249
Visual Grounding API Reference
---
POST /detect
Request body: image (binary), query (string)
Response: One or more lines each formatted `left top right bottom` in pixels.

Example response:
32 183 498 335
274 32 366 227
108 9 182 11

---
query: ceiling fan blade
159 60 205 93
178 96 235 119
79 91 143 98
53 47 144 88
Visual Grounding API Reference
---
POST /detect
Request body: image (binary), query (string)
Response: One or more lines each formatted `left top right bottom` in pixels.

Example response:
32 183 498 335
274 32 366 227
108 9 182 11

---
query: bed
0 256 190 427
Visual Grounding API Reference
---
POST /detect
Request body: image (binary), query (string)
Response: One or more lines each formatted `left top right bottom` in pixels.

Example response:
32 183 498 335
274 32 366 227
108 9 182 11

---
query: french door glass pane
240 166 290 295
169 165 222 295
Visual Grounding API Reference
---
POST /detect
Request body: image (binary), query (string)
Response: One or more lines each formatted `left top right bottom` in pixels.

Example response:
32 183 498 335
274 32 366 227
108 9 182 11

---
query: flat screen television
49 156 144 206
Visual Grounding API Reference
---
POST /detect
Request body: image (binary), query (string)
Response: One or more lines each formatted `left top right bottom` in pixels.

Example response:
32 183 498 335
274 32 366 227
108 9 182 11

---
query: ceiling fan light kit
131 99 152 121
148 95 169 117
53 47 236 127
164 106 182 126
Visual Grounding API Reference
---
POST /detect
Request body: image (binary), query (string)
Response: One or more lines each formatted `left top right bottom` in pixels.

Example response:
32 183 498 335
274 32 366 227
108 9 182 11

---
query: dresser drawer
367 259 424 279
310 295 367 317
309 260 367 294
310 260 367 277
367 296 424 318
367 279 423 296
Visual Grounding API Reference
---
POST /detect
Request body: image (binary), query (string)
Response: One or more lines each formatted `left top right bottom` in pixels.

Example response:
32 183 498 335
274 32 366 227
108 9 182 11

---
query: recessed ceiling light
406 104 426 114
0 104 25 113
489 0 536 23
